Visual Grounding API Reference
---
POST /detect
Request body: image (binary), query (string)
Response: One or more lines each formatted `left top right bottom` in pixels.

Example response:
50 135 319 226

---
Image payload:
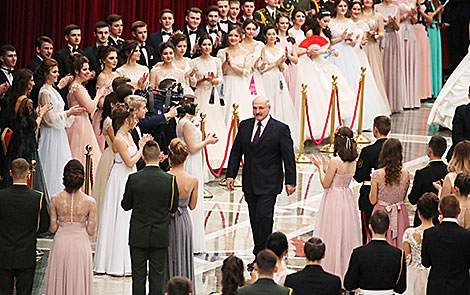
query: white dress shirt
251 116 271 142
187 26 198 51
0 67 13 85
161 30 173 43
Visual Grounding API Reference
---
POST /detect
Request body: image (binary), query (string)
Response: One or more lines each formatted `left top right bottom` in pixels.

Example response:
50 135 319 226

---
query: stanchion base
219 178 242 187
296 154 311 164
320 144 335 153
203 189 214 199
354 133 371 145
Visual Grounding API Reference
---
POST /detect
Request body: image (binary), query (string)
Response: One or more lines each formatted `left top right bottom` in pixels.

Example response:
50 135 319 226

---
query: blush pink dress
66 84 102 180
314 158 361 281
372 169 410 248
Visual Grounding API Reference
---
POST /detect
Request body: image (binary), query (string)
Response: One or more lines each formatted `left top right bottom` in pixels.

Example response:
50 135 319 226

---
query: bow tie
220 20 229 24
162 31 172 36
71 48 79 53
1 67 14 75
189 30 197 35
208 29 218 34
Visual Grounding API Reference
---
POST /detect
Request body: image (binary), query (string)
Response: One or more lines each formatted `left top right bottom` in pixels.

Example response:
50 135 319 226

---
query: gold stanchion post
296 84 311 163
29 160 36 189
84 145 93 195
220 104 242 187
354 67 371 144
200 112 214 198
321 76 338 153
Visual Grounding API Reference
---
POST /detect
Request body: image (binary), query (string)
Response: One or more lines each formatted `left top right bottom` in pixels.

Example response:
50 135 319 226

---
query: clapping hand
67 105 86 117
96 84 112 99
57 74 73 90
159 152 168 163
137 73 149 90
88 70 96 81
206 133 219 144
433 179 443 191
37 102 53 118
138 133 153 150
206 72 215 83
0 82 10 95
310 154 328 173
225 51 232 66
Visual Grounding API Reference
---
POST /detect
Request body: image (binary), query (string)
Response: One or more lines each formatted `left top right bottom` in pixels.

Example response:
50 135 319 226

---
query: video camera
147 82 196 116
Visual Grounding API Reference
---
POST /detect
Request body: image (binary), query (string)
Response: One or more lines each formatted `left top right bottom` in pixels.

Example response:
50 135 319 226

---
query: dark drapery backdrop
0 0 265 68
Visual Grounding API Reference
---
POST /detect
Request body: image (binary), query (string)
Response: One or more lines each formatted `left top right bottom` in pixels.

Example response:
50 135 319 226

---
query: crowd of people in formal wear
0 0 470 294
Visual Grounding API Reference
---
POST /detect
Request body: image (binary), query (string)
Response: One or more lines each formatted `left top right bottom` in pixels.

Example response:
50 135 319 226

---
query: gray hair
252 95 271 106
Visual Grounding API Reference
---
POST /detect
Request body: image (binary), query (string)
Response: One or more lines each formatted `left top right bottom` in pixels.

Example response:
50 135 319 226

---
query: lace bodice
217 49 249 77
288 28 306 44
403 227 426 269
353 20 370 48
191 57 223 89
150 65 185 88
376 4 400 30
39 84 74 129
264 47 285 68
116 65 149 88
51 191 95 224
372 169 410 204
68 84 96 115
330 19 356 39
398 0 416 24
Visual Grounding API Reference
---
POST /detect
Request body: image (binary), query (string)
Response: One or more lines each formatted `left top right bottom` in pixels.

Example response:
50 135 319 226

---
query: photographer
176 95 218 253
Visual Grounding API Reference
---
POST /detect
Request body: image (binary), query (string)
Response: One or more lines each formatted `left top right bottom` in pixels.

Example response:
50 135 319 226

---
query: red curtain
0 0 265 68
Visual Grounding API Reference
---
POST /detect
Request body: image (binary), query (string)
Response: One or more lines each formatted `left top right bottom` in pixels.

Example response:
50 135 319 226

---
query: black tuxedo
27 55 43 72
137 43 157 69
122 165 179 295
180 27 205 58
344 240 407 293
148 31 174 62
442 0 470 70
203 25 227 56
284 265 341 295
353 138 386 244
422 220 470 295
408 160 448 226
226 116 296 255
447 103 470 162
0 184 50 294
54 45 85 78
83 44 102 98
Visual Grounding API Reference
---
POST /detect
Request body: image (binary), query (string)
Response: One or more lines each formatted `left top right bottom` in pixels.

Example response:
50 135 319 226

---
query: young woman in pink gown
66 54 110 179
44 160 96 295
370 138 410 248
311 126 361 281
92 46 119 152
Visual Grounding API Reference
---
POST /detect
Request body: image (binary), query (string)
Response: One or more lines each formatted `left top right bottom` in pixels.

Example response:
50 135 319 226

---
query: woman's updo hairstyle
67 53 89 76
111 102 134 130
417 192 439 220
455 173 470 196
34 58 58 84
159 41 176 56
170 32 188 48
333 126 358 162
97 45 118 61
63 159 85 193
242 18 259 30
169 138 189 166
118 40 139 67
198 33 213 47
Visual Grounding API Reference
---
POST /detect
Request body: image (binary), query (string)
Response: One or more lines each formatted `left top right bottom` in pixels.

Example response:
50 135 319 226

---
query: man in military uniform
408 135 448 226
236 249 295 295
353 115 391 244
253 0 278 41
106 14 125 50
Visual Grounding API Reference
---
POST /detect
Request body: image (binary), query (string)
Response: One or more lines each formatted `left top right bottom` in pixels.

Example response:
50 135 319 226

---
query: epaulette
119 37 125 41
418 163 430 170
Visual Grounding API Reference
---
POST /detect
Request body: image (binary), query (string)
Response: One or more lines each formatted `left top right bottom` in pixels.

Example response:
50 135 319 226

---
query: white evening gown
191 56 228 168
261 47 300 149
217 50 252 125
179 57 195 95
177 118 206 253
38 84 74 197
243 42 266 100
94 145 136 276
428 46 470 129
349 20 391 131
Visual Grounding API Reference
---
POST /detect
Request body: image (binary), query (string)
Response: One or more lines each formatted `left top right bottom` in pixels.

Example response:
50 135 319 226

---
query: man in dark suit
284 237 341 295
106 14 125 50
408 135 448 226
84 21 110 98
0 158 50 295
446 88 470 161
422 194 470 295
217 0 231 33
121 141 179 295
344 210 407 294
131 21 157 69
236 249 295 295
148 9 175 62
238 0 256 25
27 36 54 72
254 0 279 41
228 0 241 26
54 24 84 79
226 96 296 270
0 44 16 88
181 7 205 58
203 6 226 56
354 115 391 244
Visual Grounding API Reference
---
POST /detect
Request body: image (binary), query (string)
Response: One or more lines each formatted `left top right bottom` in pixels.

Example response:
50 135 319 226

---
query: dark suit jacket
0 69 11 86
284 265 341 295
180 27 205 58
148 31 170 62
121 165 179 249
83 44 101 98
236 278 294 295
447 103 470 162
344 240 407 293
226 116 296 195
137 43 157 69
408 161 448 205
54 45 85 79
27 55 43 72
353 138 386 212
0 184 50 269
202 25 227 56
422 221 470 295
108 36 124 50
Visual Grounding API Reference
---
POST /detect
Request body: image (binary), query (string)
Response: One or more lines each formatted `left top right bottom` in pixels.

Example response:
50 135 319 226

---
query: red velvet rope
204 119 235 178
349 80 362 129
305 87 335 145
335 87 342 125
